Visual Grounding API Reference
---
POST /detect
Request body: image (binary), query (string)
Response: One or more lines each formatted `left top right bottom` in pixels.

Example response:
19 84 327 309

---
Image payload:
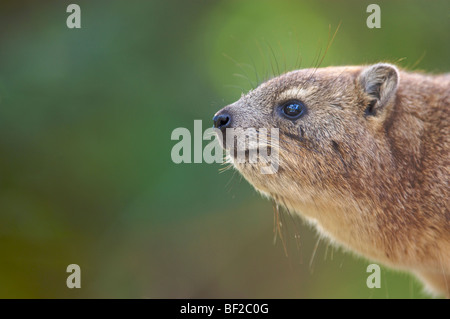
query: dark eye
280 100 306 119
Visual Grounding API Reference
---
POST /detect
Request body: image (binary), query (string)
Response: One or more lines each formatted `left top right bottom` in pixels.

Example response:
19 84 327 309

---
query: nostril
218 115 230 128
213 113 231 130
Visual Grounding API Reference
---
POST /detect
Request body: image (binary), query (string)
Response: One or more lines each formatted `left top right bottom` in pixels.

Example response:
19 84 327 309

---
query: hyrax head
213 64 399 204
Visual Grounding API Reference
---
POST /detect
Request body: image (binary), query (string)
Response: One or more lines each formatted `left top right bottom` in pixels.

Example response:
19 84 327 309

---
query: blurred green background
0 0 448 298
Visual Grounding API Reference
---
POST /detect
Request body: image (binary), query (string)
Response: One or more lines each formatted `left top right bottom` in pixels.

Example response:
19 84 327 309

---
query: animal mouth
216 133 273 160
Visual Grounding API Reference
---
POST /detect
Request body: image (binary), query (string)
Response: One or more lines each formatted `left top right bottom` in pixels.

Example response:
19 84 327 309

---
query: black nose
213 113 231 131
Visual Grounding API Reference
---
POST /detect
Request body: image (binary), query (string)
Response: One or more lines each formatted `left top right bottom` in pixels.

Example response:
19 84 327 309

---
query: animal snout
213 111 232 133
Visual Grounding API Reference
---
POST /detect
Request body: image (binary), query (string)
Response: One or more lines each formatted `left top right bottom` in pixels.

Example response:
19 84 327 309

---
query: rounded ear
358 63 399 116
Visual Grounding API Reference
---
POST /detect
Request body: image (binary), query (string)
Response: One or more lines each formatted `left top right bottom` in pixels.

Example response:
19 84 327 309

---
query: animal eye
280 100 306 119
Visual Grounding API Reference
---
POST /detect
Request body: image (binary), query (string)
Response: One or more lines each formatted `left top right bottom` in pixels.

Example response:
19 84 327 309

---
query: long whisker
272 200 288 257
300 22 341 90
223 53 256 89
277 40 287 75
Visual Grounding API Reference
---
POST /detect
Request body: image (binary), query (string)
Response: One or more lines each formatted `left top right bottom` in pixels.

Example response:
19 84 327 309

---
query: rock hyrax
213 63 450 297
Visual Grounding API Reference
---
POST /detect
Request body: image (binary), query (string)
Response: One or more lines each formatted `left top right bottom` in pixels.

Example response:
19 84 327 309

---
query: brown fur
214 64 450 297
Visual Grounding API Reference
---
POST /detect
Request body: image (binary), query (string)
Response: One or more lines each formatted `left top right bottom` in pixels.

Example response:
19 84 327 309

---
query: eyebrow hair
277 87 317 101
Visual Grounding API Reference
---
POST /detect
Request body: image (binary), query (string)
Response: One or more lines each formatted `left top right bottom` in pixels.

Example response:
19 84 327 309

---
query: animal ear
358 63 399 116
